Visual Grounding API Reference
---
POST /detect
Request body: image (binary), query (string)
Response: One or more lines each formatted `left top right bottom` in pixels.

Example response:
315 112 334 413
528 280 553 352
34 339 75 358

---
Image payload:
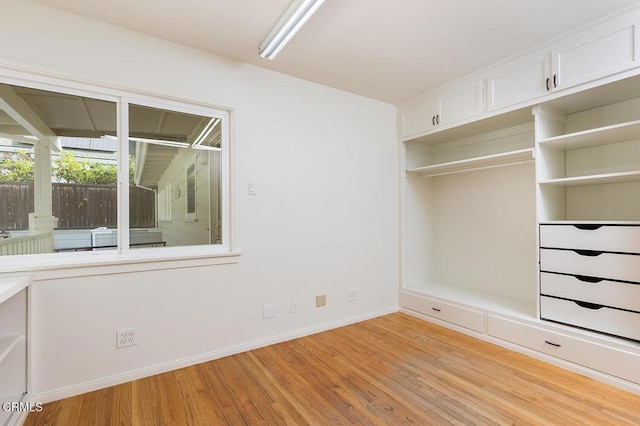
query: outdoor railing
0 233 52 255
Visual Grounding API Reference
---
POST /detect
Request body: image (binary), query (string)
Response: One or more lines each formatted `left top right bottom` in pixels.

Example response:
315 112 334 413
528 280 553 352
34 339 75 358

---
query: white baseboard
32 306 399 404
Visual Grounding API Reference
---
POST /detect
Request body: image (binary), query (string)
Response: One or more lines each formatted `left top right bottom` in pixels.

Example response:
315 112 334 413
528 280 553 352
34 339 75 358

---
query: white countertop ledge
0 250 242 280
0 275 32 304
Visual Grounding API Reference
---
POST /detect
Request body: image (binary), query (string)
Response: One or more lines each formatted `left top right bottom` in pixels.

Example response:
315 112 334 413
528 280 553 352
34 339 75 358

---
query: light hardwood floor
24 313 640 425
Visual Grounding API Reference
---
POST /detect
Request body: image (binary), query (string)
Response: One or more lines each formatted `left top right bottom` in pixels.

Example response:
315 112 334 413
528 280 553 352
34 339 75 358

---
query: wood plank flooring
24 313 640 425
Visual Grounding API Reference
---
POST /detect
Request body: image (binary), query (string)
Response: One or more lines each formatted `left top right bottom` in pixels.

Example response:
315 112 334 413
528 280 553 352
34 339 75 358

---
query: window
0 79 230 260
0 83 118 254
128 102 225 249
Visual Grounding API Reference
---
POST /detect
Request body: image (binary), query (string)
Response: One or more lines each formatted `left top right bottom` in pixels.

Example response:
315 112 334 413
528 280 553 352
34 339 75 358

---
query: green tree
53 151 118 184
0 150 34 182
0 149 134 184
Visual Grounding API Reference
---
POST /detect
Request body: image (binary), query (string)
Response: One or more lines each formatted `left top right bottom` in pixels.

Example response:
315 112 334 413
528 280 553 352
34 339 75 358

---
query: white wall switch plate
263 303 276 319
248 181 257 195
348 288 359 302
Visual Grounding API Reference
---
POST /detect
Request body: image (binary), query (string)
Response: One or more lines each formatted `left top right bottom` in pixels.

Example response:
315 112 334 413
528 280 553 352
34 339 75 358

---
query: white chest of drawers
539 224 640 342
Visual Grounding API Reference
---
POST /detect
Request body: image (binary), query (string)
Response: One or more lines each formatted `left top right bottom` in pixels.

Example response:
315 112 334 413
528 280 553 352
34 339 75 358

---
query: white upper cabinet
399 77 483 139
436 78 484 127
399 97 435 138
401 8 640 140
486 52 551 111
550 13 640 92
488 12 640 113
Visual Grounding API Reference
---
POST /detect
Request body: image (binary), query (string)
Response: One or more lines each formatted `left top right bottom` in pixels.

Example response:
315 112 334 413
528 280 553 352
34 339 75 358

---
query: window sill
0 248 241 279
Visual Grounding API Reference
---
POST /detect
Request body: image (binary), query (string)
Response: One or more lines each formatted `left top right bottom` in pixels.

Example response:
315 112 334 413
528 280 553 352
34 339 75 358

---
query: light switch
248 181 257 195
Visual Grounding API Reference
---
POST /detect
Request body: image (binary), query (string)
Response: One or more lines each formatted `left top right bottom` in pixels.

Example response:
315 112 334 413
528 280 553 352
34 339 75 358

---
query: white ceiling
33 0 640 104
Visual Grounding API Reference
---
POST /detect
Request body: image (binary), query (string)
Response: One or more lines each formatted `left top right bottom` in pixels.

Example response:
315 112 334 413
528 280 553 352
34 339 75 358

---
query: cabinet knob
436 114 440 125
432 116 436 126
553 74 558 88
545 77 550 91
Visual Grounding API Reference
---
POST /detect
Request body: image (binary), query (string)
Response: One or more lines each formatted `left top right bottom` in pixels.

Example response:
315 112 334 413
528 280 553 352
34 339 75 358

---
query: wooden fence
0 182 155 230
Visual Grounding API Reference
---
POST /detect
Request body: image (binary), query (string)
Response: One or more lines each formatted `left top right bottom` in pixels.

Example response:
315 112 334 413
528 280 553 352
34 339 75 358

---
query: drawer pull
574 301 604 310
574 275 603 284
573 224 603 231
432 307 441 312
545 340 561 348
574 249 603 257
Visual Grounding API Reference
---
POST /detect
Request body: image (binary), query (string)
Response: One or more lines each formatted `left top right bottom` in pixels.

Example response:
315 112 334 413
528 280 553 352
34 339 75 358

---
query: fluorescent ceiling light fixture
259 0 325 60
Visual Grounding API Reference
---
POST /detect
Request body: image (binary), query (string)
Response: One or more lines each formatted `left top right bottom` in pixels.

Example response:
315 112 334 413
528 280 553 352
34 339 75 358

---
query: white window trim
0 63 238 273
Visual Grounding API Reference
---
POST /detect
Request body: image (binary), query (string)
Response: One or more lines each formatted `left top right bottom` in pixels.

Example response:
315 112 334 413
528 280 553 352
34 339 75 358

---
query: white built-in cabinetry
401 109 539 321
399 6 640 393
403 7 640 141
487 9 640 111
486 52 550 111
0 276 30 426
400 78 484 138
551 11 640 92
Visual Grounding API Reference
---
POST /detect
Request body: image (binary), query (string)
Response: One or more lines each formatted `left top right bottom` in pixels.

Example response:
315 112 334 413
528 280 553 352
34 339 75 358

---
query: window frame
0 67 236 273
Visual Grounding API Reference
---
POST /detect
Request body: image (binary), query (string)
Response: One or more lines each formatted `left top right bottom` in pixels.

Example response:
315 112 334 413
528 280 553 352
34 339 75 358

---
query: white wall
0 0 398 400
157 149 212 247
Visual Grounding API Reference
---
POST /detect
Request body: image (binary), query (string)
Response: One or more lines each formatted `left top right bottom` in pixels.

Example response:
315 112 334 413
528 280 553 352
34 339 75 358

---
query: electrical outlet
316 294 326 308
348 288 359 302
116 327 139 349
291 298 299 313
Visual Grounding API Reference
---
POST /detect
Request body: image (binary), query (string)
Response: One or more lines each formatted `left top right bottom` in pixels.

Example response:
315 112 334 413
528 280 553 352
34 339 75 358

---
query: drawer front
541 296 640 341
401 292 484 333
488 315 640 384
540 272 640 312
540 248 640 283
540 224 640 253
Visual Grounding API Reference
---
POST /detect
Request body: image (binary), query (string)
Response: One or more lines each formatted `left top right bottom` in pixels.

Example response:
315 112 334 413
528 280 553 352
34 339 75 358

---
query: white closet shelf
0 335 21 364
406 148 534 177
0 276 31 305
538 120 640 150
538 170 640 186
403 282 537 319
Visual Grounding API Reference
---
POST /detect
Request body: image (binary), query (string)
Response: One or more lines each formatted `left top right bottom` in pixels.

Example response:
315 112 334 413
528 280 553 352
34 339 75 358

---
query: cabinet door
399 97 436 138
552 14 640 91
486 52 551 111
436 78 483 126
